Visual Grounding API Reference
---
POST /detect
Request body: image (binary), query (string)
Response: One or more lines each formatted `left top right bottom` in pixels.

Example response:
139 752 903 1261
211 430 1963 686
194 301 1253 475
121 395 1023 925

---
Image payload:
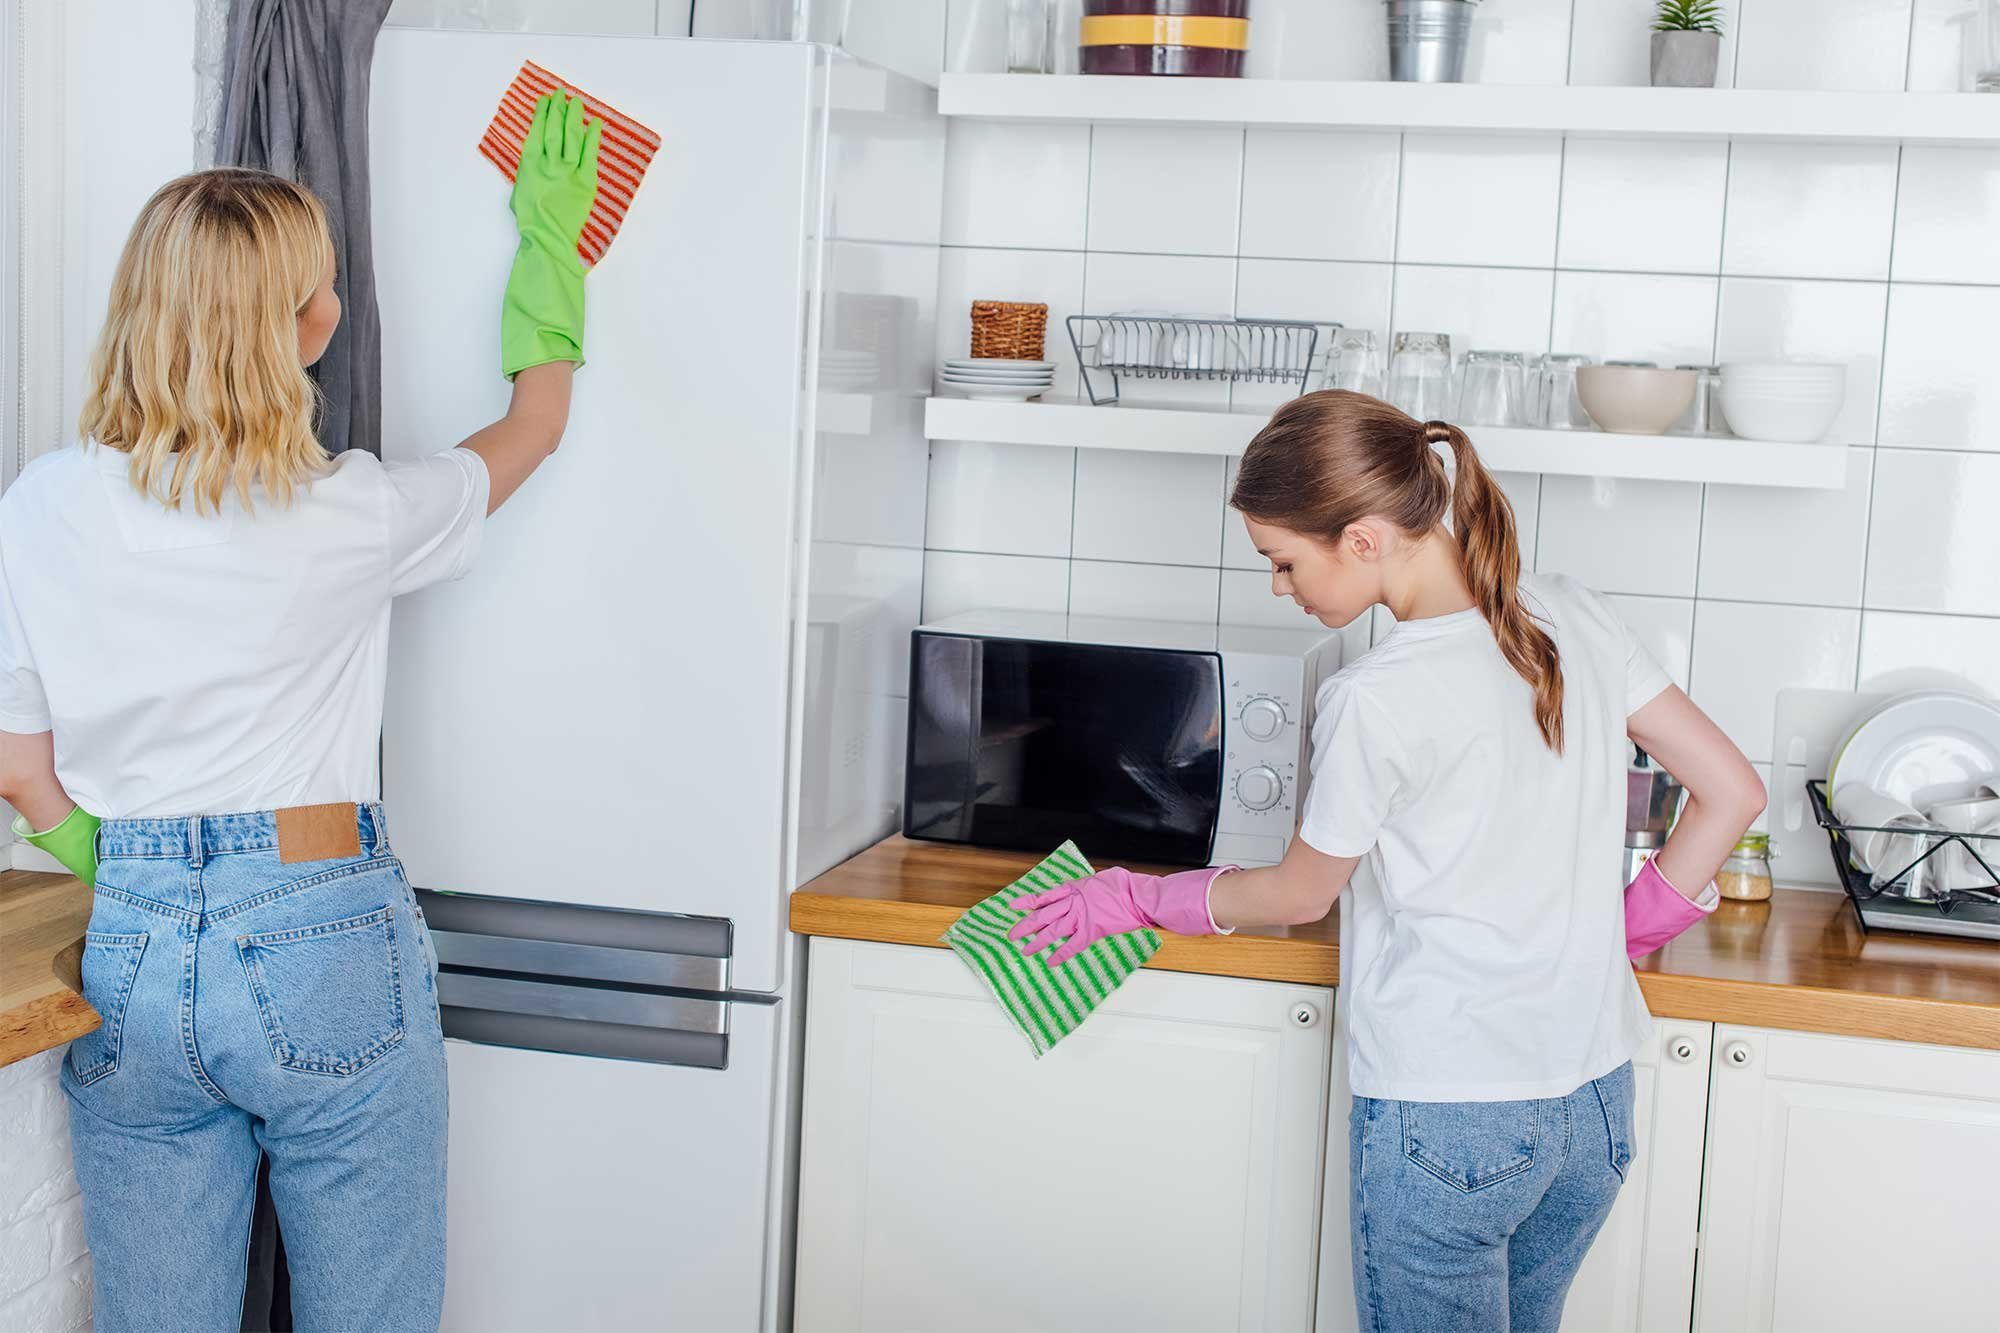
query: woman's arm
1627 685 1767 893
0 728 75 831
1209 836 1361 929
459 361 573 514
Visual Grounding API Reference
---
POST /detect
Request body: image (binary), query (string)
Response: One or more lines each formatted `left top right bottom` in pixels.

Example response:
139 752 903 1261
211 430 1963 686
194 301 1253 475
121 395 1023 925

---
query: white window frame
2 0 64 494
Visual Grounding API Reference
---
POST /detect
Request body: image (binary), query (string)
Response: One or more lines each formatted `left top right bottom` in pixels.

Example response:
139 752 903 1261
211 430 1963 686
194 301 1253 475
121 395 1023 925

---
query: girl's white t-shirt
1299 573 1670 1102
0 442 488 819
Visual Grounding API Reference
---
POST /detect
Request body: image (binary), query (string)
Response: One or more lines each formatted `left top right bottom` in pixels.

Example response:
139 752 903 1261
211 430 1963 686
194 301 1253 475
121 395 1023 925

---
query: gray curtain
216 0 396 457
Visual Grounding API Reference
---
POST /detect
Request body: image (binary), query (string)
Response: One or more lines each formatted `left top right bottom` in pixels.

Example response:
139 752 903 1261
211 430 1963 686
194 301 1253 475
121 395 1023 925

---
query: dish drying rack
1066 315 1326 406
1806 779 2000 939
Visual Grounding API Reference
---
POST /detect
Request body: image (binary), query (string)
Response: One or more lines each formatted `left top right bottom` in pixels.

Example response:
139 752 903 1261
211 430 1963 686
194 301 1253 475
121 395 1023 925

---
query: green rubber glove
502 91 604 379
12 807 100 888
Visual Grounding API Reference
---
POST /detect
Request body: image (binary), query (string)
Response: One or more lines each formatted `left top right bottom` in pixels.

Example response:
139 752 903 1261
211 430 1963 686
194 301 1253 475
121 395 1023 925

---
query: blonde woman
0 95 601 1330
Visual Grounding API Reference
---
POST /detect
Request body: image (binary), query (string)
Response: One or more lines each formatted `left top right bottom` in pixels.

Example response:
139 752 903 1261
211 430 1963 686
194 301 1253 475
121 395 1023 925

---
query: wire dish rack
1806 779 2000 939
1066 315 1326 406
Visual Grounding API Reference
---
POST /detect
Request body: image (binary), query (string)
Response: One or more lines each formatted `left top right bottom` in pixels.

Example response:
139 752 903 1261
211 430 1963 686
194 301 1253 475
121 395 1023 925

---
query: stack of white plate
1718 361 1846 443
939 358 1054 402
819 349 880 391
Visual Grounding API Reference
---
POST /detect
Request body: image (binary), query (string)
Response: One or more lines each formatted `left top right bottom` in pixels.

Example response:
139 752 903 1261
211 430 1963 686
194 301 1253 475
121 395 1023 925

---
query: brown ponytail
1231 391 1566 752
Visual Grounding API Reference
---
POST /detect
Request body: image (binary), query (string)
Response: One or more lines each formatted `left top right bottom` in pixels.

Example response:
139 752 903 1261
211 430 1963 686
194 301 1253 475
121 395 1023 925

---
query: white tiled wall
923 5 2000 776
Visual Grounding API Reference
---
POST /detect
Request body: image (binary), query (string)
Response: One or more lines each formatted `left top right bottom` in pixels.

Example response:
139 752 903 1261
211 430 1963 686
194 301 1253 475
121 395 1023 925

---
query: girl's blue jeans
1350 1062 1636 1333
60 806 447 1332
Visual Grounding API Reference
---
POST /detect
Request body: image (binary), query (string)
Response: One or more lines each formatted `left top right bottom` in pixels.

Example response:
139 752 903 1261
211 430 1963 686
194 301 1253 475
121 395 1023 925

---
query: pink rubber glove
1009 865 1236 967
1625 856 1718 959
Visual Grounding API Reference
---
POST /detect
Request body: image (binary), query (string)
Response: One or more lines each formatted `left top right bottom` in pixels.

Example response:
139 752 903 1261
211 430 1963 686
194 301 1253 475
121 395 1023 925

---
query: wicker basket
969 300 1049 361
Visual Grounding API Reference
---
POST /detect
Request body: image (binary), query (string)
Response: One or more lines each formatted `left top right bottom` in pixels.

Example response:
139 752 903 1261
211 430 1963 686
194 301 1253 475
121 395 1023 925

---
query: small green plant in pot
1651 0 1724 87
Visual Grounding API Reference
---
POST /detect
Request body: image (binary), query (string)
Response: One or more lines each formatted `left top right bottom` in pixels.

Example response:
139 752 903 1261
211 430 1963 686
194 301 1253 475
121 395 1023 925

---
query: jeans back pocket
1401 1098 1540 1193
1593 1062 1637 1180
236 906 405 1077
69 931 149 1086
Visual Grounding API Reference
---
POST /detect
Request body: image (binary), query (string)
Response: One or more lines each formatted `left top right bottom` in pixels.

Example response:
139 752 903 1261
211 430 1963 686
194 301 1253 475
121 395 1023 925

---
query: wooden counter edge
792 890 2000 1052
1 872 100 1070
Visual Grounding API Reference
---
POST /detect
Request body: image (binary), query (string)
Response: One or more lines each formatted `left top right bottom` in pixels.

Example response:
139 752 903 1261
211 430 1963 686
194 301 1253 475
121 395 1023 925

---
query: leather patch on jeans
275 803 362 864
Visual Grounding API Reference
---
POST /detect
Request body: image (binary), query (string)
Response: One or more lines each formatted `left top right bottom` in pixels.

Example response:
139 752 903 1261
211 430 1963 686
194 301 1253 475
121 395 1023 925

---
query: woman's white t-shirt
0 442 488 819
1298 573 1671 1102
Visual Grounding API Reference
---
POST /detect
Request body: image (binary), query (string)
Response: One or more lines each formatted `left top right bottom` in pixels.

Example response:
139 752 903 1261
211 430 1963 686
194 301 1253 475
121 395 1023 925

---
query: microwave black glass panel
905 633 1223 866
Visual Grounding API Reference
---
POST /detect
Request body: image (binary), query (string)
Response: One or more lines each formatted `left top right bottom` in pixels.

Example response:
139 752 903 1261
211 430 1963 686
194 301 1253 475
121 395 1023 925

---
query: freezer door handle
430 930 728 993
436 972 728 1035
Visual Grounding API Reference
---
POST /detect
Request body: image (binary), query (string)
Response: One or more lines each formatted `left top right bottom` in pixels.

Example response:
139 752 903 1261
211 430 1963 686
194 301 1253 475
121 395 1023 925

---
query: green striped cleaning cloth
942 841 1161 1058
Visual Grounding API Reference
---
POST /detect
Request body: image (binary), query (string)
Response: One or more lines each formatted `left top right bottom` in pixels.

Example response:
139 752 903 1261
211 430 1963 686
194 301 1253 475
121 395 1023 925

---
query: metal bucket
1386 0 1477 83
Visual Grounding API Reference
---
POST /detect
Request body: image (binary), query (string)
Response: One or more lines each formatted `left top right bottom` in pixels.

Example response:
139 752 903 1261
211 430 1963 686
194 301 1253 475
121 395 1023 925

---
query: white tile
1722 143 1899 279
1232 258 1395 413
1713 278 1888 447
1079 252 1238 408
1392 265 1557 363
1240 130 1400 263
1493 471 1541 570
1879 283 2000 452
1734 0 1915 92
1537 476 1704 597
1556 139 1728 275
1549 271 1718 368
1221 459 1265 571
1698 448 1874 606
1465 0 1573 85
1397 135 1562 268
1864 449 2000 616
388 0 659 32
1606 594 1695 691
1069 561 1220 622
1086 125 1243 257
1246 0 1387 81
921 551 1070 621
1072 449 1227 566
944 0 1006 74
1905 0 1981 91
1859 611 2000 699
925 441 1075 558
1689 602 1861 764
1893 147 2000 285
935 247 1085 400
1569 0 1744 87
941 122 1090 251
1221 569 1326 629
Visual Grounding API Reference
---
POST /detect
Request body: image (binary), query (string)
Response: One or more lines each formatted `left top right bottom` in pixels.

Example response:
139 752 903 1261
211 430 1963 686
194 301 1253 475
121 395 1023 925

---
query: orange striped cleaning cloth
478 60 661 268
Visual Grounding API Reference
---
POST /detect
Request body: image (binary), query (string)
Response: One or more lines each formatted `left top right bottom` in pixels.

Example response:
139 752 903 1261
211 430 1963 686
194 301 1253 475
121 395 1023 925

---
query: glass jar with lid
1717 833 1775 902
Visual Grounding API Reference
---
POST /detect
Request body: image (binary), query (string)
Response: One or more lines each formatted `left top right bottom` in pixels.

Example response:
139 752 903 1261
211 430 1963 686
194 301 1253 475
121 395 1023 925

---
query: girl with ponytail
1008 390 1764 1330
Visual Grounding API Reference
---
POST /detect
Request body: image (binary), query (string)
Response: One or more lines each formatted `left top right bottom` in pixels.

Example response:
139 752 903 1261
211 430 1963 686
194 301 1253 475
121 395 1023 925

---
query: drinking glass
1538 353 1595 430
1007 0 1051 73
1387 332 1453 420
1320 329 1385 397
1976 0 2000 91
1457 350 1530 427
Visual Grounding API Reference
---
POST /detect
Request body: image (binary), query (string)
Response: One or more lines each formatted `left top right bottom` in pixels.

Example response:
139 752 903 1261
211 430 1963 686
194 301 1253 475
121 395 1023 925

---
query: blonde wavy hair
79 169 332 513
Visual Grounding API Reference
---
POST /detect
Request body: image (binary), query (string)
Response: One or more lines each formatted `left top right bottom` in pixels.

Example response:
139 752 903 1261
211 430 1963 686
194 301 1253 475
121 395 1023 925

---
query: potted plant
1651 0 1723 88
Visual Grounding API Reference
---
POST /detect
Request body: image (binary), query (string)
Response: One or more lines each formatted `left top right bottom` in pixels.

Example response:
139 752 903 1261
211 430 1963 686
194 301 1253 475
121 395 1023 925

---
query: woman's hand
502 92 603 378
1009 865 1232 967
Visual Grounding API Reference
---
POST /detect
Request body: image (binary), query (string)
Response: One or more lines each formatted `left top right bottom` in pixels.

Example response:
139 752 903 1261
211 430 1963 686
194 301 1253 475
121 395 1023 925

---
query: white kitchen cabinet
1313 1019 1715 1333
794 937 1333 1332
1693 1025 2000 1333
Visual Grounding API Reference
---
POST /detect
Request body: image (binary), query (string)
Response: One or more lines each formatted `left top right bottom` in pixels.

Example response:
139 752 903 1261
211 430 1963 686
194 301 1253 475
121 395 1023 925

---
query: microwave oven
904 611 1342 868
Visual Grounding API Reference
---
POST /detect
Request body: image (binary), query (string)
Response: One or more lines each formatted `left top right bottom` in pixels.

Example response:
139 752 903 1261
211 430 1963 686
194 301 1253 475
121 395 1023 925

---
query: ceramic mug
1834 784 1945 894
1927 793 2000 891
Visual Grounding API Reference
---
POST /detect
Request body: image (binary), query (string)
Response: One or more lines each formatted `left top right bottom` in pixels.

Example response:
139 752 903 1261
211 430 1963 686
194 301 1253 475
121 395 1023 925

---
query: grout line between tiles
1856 141 1910 689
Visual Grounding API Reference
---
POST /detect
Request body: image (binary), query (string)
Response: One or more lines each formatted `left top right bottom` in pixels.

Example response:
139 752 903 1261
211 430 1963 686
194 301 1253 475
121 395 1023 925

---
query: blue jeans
1350 1063 1635 1333
61 806 447 1332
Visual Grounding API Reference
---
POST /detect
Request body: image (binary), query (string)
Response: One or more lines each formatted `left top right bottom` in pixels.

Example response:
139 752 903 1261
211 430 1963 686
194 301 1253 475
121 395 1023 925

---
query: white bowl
1575 365 1697 435
1722 360 1846 385
1720 366 1847 443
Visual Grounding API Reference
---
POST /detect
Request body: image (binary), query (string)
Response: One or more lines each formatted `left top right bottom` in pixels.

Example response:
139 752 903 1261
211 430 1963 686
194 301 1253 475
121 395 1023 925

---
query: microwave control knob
1236 766 1283 811
1239 697 1286 742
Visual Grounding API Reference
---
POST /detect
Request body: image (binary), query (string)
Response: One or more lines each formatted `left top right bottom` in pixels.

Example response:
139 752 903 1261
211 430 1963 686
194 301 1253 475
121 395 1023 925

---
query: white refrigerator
371 30 940 1331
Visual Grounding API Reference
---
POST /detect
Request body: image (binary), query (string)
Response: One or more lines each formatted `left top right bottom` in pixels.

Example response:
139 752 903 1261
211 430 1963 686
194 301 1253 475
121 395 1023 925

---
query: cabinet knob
1290 1002 1321 1029
1668 1035 1698 1063
1723 1040 1754 1067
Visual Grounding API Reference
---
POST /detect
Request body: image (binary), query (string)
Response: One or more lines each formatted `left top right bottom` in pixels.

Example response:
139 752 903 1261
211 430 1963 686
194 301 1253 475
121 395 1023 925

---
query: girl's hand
1009 865 1231 967
501 93 604 378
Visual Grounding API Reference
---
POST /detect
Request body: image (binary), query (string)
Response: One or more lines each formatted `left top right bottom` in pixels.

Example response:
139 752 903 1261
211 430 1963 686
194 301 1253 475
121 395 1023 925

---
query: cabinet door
1312 1020 1713 1333
1561 1023 1713 1333
794 938 1333 1333
1695 1025 2000 1332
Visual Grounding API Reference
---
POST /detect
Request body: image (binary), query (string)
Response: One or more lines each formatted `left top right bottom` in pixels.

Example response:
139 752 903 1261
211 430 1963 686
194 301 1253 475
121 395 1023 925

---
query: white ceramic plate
943 358 1054 372
941 374 1054 386
1830 690 2000 811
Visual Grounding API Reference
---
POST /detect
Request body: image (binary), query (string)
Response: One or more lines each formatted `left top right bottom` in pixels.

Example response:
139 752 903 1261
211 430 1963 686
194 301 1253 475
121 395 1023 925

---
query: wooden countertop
794 837 2000 1052
0 870 97 1069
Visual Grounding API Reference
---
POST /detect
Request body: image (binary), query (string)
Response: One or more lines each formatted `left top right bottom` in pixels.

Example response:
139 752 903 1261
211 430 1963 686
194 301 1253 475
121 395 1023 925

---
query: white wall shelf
924 396 1848 489
938 75 2000 146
